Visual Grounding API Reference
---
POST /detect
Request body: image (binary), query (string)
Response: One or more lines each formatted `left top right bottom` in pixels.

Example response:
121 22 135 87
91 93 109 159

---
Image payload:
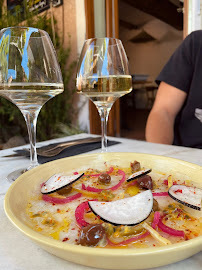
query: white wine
0 83 64 111
77 75 132 108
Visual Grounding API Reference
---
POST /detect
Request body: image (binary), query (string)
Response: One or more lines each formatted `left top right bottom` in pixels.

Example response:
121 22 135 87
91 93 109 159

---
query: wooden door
84 0 101 135
183 0 189 38
105 0 120 137
84 0 120 136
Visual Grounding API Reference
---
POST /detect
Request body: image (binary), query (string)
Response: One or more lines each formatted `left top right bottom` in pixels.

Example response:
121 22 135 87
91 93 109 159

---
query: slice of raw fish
41 173 84 194
88 190 153 226
168 185 202 211
127 169 152 182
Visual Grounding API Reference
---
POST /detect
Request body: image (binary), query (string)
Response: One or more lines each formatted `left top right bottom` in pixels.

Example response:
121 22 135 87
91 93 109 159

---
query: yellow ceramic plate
4 152 202 269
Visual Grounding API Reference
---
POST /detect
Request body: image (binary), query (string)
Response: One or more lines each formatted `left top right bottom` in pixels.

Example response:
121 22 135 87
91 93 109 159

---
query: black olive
98 173 111 185
130 161 141 172
56 186 72 195
79 224 105 246
137 175 153 190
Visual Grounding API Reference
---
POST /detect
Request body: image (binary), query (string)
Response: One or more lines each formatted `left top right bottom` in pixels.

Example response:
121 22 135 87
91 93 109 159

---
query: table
0 133 202 270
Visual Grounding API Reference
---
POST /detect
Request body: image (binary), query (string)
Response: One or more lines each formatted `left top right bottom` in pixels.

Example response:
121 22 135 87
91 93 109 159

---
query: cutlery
2 137 101 158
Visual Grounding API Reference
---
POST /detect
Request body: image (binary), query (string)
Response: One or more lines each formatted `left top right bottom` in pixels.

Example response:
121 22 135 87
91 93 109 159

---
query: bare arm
145 82 187 145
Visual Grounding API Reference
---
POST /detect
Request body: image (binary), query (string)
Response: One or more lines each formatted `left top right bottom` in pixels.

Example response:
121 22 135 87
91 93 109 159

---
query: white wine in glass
76 38 132 151
0 27 64 181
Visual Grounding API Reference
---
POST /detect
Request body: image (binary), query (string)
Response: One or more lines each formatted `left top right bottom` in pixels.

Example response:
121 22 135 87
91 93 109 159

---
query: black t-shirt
156 30 202 149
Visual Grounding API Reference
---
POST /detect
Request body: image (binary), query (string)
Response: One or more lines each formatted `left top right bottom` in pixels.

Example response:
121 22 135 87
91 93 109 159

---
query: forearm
145 109 174 145
145 82 187 145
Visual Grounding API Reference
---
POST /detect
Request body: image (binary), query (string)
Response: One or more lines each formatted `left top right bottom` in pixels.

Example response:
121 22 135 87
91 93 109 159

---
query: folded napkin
15 139 120 164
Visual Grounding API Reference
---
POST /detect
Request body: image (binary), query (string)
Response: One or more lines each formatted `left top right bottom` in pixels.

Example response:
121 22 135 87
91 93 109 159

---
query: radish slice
168 185 202 211
41 173 84 194
127 169 152 182
88 190 153 226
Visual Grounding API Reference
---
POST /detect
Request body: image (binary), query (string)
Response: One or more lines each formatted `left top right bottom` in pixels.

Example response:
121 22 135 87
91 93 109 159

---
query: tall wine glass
0 27 64 181
76 38 132 152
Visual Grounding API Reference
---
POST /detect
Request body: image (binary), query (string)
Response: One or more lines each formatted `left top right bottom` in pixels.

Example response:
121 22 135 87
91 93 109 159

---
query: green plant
53 122 86 138
0 1 80 142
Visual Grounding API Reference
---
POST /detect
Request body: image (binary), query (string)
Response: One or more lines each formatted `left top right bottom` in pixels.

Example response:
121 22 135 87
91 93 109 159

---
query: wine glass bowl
76 38 132 151
0 26 64 181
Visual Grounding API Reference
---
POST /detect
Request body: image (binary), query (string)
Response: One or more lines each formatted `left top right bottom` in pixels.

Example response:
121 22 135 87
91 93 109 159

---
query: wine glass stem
97 106 111 152
22 108 41 170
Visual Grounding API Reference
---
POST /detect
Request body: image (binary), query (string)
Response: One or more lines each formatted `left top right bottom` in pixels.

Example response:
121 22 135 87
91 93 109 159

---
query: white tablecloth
0 133 202 270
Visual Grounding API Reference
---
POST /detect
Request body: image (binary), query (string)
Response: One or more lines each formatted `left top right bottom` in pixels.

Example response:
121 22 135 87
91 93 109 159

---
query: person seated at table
145 30 202 149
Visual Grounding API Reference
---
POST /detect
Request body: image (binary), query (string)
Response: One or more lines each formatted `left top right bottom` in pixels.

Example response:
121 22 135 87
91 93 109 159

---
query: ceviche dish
25 159 202 249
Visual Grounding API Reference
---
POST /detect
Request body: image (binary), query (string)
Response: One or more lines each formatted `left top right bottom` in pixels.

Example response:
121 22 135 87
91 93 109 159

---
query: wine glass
0 27 64 181
76 38 132 152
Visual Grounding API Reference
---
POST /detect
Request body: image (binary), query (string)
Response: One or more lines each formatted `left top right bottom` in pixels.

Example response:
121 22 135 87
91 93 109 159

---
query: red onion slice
42 193 82 204
158 218 185 237
82 169 125 193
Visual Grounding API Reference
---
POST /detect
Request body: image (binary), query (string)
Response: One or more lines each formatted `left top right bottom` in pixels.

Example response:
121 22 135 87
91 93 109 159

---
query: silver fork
36 136 101 157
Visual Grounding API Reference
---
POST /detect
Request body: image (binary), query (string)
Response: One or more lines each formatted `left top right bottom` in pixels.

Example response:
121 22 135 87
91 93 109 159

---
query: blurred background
0 0 201 149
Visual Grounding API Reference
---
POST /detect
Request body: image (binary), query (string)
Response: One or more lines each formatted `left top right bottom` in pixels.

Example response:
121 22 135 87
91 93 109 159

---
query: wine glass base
7 168 27 182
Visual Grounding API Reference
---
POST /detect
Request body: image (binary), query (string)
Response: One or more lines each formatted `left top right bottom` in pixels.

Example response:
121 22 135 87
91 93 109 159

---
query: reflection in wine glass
76 38 132 152
0 27 64 181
